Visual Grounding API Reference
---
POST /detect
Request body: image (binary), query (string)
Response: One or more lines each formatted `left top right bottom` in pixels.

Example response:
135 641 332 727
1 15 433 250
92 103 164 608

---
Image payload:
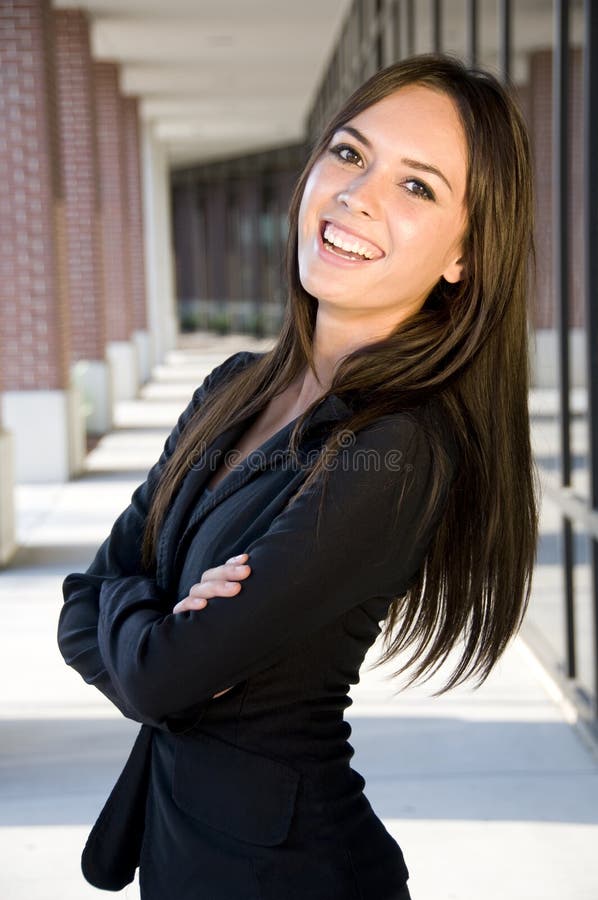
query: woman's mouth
319 220 384 262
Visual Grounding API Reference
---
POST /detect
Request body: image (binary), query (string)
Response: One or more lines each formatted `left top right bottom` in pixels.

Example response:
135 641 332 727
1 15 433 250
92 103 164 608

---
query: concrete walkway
1 331 597 900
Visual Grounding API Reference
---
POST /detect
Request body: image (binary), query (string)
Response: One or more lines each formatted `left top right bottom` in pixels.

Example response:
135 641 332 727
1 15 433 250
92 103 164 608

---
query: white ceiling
53 0 351 167
52 1 585 169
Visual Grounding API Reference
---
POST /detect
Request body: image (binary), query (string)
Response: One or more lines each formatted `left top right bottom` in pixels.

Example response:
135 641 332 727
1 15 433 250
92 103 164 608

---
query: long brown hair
142 53 539 696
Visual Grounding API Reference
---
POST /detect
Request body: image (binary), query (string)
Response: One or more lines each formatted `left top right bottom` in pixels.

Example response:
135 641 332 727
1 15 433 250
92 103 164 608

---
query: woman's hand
172 553 251 614
172 553 251 699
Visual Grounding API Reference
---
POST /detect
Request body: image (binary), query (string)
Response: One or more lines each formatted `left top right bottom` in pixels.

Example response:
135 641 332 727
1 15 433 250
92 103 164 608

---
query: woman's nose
336 178 380 219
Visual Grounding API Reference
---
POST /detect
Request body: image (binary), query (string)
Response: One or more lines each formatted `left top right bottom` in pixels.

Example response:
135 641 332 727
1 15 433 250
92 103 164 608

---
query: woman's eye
329 143 363 166
403 179 435 201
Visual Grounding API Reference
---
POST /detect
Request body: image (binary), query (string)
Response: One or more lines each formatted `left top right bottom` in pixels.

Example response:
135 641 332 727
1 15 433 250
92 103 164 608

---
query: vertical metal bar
392 0 401 62
432 0 442 52
356 0 364 80
584 0 598 719
406 0 414 56
563 518 576 678
379 0 391 66
376 17 384 71
499 0 511 82
467 0 478 66
554 0 576 679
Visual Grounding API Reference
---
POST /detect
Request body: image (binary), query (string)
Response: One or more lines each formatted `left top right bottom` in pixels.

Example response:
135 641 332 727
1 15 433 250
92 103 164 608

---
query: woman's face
297 84 469 324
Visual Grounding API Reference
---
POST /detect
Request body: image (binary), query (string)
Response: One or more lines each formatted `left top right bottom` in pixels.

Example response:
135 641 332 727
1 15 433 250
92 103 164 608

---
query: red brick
122 96 147 332
93 61 133 343
0 0 71 392
54 9 106 362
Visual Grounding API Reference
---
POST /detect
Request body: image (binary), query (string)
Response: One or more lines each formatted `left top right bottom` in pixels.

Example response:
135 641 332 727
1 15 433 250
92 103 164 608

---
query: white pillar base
165 311 179 354
0 430 16 566
67 381 86 474
1 387 85 482
133 330 152 383
106 340 139 402
71 359 114 434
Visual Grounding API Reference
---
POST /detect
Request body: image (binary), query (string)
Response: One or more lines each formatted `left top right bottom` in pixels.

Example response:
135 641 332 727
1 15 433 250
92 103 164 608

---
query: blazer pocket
172 731 300 847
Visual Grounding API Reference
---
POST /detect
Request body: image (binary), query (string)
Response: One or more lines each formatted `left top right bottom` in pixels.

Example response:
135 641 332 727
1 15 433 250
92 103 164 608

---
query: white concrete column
0 429 16 566
133 329 152 384
2 386 86 483
141 121 178 366
106 340 139 403
71 359 114 434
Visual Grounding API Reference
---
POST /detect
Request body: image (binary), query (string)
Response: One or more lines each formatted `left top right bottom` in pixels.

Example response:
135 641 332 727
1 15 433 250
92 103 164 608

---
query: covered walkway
1 334 597 900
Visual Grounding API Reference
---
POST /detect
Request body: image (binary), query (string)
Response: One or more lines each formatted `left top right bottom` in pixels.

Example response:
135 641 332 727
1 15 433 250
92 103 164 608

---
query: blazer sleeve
57 350 255 730
94 411 456 728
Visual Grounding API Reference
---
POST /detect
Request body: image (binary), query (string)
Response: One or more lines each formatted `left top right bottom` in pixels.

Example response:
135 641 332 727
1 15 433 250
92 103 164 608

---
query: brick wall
54 9 106 363
529 47 584 330
0 0 71 391
93 61 132 343
122 95 148 333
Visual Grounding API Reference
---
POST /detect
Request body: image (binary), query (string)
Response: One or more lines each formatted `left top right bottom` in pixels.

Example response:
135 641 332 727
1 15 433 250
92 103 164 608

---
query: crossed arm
58 360 451 734
57 351 253 730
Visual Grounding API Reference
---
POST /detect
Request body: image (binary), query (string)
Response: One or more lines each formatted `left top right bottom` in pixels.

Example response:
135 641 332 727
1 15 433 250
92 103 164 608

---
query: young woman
58 54 538 900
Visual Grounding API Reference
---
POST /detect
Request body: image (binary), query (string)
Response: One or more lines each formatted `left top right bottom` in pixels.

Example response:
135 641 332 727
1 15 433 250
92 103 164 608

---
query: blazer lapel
156 393 354 592
156 417 253 591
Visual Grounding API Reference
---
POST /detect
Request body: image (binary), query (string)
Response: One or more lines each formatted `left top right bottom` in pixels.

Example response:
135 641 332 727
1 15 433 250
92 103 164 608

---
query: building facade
0 0 596 733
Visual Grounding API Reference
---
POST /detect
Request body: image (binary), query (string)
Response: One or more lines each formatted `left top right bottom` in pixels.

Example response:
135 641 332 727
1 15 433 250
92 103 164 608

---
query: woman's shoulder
191 349 265 404
354 396 459 470
206 349 265 385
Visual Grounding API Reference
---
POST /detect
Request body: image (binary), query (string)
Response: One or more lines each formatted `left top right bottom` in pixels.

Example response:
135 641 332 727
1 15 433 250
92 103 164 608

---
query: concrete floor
1 332 597 900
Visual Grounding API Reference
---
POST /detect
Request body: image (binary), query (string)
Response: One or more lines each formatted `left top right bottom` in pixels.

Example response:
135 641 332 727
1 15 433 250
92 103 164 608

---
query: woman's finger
213 686 235 698
172 581 240 613
172 595 208 614
172 555 251 614
199 554 249 583
188 579 243 601
190 566 251 599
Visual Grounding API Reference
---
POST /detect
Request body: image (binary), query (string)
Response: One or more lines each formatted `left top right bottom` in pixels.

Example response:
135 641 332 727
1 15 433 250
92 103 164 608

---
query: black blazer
57 349 456 900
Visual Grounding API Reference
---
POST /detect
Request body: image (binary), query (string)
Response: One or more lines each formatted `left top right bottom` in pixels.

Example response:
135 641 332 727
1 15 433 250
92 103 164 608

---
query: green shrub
208 310 231 335
179 309 201 333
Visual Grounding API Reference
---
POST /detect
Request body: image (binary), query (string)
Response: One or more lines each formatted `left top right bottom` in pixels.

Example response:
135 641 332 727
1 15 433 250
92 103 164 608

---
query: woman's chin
298 268 360 306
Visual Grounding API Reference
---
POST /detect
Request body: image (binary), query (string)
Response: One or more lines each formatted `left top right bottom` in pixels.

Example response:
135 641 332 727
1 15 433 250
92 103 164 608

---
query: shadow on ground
1 716 596 827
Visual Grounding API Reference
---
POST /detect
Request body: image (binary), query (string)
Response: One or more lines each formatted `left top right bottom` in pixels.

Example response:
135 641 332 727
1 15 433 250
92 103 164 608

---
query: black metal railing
584 0 598 722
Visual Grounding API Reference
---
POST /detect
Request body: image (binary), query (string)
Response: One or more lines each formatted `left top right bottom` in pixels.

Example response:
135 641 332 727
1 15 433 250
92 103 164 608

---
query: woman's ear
442 254 465 285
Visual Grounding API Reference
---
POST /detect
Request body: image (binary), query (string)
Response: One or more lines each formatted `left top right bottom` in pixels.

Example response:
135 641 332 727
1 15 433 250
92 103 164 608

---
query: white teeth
322 223 377 260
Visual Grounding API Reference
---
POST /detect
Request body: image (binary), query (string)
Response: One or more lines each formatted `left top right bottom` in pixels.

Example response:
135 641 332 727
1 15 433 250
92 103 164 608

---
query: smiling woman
297 84 468 323
58 54 538 900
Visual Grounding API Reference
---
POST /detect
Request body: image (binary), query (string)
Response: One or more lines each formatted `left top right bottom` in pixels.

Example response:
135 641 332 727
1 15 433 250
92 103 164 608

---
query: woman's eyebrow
401 157 453 193
335 125 453 194
337 124 373 149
